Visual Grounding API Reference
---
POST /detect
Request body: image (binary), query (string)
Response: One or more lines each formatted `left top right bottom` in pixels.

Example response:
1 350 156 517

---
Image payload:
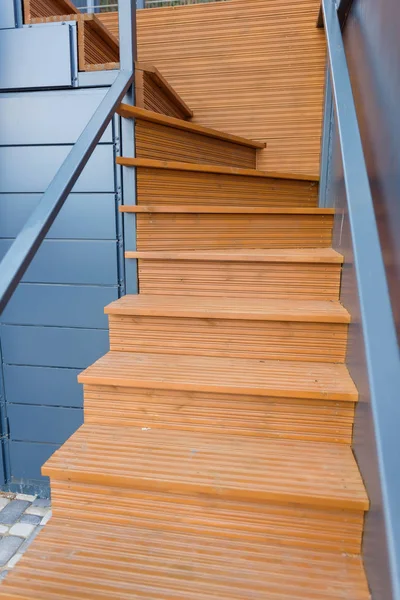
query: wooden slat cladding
84 385 355 444
136 212 333 250
24 0 78 21
99 0 326 176
50 482 365 555
136 256 342 299
136 67 193 120
137 167 319 207
135 120 256 168
108 314 348 363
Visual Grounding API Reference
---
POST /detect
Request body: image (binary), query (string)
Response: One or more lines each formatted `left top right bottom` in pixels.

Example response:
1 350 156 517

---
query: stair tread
105 295 350 323
43 424 367 510
126 248 344 263
79 351 357 401
118 104 264 149
117 157 320 182
121 205 334 214
0 518 370 600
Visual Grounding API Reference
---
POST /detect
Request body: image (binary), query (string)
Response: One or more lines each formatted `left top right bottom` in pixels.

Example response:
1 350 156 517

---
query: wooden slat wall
98 0 325 177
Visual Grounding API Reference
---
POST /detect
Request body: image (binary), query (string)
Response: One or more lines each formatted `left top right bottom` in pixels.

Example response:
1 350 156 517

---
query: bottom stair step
0 518 370 599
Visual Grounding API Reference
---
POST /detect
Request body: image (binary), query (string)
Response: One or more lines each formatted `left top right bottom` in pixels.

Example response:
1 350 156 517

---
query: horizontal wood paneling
136 212 333 250
84 384 355 444
101 0 326 176
108 314 347 363
137 257 342 299
51 481 365 555
135 120 256 168
136 166 319 207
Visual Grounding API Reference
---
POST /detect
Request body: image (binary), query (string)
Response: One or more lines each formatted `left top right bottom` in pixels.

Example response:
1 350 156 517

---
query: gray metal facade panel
0 239 118 285
0 24 74 90
0 145 115 193
1 325 109 369
4 365 83 408
9 441 59 482
1 284 117 328
8 405 83 445
0 193 117 239
0 2 16 29
0 89 112 145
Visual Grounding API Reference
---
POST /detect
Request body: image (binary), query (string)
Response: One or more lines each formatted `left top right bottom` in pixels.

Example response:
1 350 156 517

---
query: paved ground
0 493 52 581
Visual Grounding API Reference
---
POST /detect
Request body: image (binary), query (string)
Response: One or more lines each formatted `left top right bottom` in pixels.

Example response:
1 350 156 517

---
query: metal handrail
0 0 136 314
321 0 400 595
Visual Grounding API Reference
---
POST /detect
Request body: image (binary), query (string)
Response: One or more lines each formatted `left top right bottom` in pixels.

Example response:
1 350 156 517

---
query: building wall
100 0 326 177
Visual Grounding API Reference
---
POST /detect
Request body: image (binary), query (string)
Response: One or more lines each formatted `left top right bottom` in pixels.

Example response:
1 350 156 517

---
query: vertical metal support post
118 0 138 294
318 61 333 207
13 0 23 27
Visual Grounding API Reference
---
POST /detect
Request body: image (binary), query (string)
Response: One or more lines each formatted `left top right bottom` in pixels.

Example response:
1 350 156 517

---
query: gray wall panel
8 405 83 444
10 441 59 481
1 284 117 328
0 145 115 193
0 2 16 29
0 89 112 145
0 193 117 239
0 24 73 90
4 365 82 408
0 240 118 285
1 325 109 368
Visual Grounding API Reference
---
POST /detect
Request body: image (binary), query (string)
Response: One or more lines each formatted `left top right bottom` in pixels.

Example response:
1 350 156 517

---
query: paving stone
7 553 23 569
9 523 35 538
25 505 47 517
0 501 30 526
31 498 51 508
20 514 41 526
16 494 36 503
0 526 9 536
19 526 43 553
0 499 10 511
41 510 52 526
0 537 23 567
0 570 9 581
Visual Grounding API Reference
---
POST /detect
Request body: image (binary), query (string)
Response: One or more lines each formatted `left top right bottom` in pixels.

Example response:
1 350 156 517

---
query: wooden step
43 425 367 510
117 157 320 181
128 249 343 300
133 210 333 251
135 163 319 208
118 105 265 149
0 518 370 599
121 206 334 214
106 295 349 363
135 63 193 120
24 0 78 21
79 351 357 402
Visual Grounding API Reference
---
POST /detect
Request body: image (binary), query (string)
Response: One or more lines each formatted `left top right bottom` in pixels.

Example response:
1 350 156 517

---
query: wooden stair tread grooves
0 518 370 599
117 157 320 182
78 351 357 402
43 425 367 510
126 248 344 263
121 205 334 214
105 294 350 323
118 104 264 149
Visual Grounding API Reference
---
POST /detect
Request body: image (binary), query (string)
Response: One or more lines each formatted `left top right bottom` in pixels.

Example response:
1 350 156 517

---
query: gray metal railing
321 0 400 596
0 0 137 314
74 0 227 12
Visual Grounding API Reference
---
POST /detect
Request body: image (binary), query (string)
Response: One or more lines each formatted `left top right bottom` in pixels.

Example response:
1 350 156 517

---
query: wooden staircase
0 39 370 599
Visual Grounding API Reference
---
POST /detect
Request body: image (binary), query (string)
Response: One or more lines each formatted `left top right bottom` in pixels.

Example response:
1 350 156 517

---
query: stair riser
138 259 342 300
136 120 257 169
50 480 364 555
83 384 355 444
108 315 348 363
137 167 319 208
136 213 333 251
